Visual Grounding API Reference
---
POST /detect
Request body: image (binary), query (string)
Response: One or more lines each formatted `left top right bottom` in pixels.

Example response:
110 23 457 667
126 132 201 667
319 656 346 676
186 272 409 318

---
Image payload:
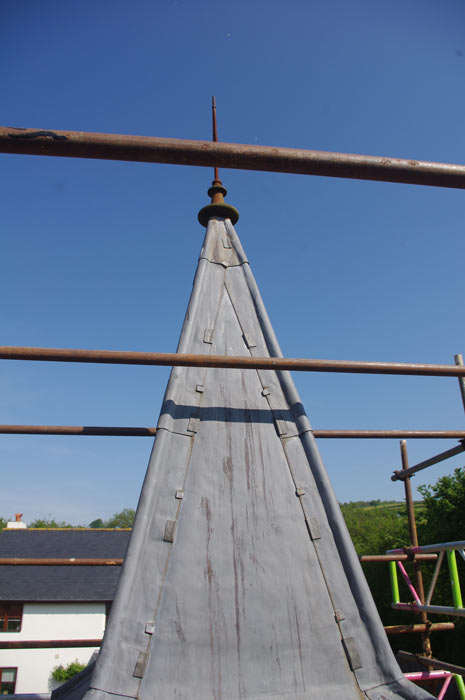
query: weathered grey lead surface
55 217 433 700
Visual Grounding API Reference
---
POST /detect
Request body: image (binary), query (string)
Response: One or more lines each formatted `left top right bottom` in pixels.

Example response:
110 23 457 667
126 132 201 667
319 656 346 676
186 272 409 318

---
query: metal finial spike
212 96 218 142
198 97 239 226
212 96 219 182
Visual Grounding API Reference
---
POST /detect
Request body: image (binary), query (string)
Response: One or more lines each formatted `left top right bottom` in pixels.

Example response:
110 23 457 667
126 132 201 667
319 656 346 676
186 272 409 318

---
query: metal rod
392 442 465 481
447 550 464 609
384 623 454 636
397 560 421 605
390 540 465 554
361 554 437 562
426 551 445 606
0 558 123 566
390 561 400 605
2 346 465 376
1 426 465 439
314 430 465 439
212 96 219 182
455 354 465 415
438 674 453 700
393 602 465 617
397 651 465 676
405 671 451 680
400 441 432 657
456 674 465 700
0 425 157 436
401 442 420 549
3 127 465 190
0 639 102 649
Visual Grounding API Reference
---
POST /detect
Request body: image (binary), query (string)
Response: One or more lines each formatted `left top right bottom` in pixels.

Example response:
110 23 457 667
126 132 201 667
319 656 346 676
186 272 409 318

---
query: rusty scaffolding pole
0 558 123 566
1 346 465 376
399 440 432 658
0 640 102 649
392 442 465 481
2 127 465 189
1 425 465 439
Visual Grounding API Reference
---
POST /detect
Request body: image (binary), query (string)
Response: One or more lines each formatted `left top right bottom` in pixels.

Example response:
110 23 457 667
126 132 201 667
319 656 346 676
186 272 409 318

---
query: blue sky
1 1 465 524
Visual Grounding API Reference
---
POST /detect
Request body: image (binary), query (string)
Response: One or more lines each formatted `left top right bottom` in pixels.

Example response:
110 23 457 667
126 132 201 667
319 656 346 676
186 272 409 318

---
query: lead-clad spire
198 97 239 227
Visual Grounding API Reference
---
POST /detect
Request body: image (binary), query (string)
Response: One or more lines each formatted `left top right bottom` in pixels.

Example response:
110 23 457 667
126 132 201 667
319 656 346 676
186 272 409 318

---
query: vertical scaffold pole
455 354 465 416
389 561 400 605
447 550 464 610
400 440 432 658
455 674 465 700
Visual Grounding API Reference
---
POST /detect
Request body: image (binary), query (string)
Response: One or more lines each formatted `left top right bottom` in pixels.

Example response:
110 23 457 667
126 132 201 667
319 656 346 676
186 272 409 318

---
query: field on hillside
341 500 424 517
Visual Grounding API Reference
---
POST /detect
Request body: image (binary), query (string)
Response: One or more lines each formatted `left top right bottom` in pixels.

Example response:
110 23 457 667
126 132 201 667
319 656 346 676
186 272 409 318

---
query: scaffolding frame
1 125 465 692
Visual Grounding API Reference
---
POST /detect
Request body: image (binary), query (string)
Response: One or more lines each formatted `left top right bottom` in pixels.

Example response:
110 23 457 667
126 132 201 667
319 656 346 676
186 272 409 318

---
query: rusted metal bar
455 354 465 415
314 430 465 439
384 623 454 636
0 639 102 649
2 127 465 190
0 558 123 566
392 442 465 481
399 440 432 657
2 346 465 377
1 426 465 439
397 651 465 676
212 96 219 182
0 425 157 436
401 442 420 551
361 554 437 563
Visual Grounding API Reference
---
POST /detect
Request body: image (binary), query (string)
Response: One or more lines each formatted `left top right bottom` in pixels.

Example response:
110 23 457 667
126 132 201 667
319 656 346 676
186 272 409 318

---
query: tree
88 518 105 529
341 503 409 556
29 517 76 528
103 508 135 529
0 517 6 532
341 502 413 642
418 467 465 544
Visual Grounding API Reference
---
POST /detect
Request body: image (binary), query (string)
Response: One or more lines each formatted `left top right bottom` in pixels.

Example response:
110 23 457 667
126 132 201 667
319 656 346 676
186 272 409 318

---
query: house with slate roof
0 528 129 694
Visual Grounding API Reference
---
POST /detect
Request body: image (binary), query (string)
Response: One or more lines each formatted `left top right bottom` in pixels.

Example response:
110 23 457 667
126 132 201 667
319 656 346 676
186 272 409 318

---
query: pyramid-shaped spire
55 214 433 700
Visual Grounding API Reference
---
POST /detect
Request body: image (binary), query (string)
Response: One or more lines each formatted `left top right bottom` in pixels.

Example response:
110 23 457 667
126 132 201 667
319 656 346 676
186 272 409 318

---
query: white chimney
6 513 27 529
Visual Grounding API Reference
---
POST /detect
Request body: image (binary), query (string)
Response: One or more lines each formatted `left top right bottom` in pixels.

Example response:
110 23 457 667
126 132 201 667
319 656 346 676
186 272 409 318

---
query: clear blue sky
1 1 464 524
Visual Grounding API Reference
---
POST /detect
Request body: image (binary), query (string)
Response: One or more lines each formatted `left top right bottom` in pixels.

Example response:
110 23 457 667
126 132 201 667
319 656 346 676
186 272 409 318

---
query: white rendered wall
0 602 106 693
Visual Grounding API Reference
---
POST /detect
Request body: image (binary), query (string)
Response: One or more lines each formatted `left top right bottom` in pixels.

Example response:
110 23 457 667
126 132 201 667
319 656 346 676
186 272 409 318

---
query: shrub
52 661 86 681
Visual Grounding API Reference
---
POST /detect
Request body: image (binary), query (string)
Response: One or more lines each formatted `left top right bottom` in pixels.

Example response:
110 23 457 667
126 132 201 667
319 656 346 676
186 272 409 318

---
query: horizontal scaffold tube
1 346 465 377
313 430 465 439
2 127 465 189
393 602 465 617
389 539 465 554
0 639 102 649
0 558 123 565
1 425 465 439
0 425 157 437
384 623 454 636
360 554 437 562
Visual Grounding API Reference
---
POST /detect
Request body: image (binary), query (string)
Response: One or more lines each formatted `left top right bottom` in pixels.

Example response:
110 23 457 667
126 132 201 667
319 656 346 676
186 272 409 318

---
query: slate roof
0 529 130 602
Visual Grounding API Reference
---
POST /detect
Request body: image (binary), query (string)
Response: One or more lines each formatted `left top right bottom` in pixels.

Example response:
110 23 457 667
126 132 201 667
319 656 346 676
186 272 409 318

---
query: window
0 604 22 632
0 668 17 695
